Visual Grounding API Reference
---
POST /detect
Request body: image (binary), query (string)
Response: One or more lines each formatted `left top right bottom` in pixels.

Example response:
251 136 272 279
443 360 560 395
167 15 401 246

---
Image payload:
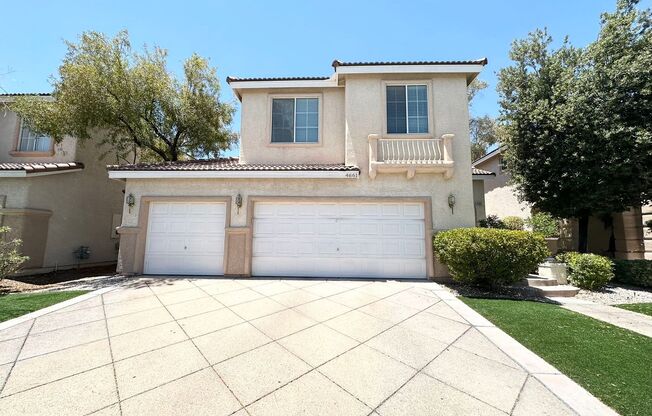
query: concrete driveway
0 277 610 415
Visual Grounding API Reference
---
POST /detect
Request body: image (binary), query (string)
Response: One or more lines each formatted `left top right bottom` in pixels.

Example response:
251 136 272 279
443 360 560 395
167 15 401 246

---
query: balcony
368 134 455 179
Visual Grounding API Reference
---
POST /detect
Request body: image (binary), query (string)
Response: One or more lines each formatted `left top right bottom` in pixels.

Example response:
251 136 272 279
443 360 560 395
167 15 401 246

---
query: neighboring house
473 146 651 260
0 94 124 273
109 59 488 279
472 146 531 220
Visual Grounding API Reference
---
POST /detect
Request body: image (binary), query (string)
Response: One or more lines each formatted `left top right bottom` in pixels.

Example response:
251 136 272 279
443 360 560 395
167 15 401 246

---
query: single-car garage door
144 202 226 275
252 201 427 278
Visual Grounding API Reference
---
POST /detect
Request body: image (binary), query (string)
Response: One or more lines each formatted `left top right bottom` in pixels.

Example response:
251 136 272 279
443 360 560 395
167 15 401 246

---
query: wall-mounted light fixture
126 193 136 213
235 193 243 214
448 193 456 214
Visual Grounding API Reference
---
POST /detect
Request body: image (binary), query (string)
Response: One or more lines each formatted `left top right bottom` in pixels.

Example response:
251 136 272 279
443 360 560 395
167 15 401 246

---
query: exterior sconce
235 193 243 214
448 193 456 214
126 193 136 213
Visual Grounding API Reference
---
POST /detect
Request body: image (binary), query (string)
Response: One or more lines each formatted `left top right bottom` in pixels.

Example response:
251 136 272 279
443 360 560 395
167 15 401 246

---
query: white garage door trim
252 200 429 279
144 201 227 275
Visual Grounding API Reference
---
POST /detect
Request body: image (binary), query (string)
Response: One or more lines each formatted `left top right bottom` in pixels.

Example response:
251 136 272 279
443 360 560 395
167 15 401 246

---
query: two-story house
0 94 124 273
109 59 488 279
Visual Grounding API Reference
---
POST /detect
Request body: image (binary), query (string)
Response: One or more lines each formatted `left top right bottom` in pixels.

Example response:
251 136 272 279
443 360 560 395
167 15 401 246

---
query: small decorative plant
557 252 614 290
526 212 560 238
0 226 28 281
502 216 525 231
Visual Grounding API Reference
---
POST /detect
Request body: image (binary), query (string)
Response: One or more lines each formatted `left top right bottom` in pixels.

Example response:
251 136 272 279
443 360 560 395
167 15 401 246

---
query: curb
430 286 619 416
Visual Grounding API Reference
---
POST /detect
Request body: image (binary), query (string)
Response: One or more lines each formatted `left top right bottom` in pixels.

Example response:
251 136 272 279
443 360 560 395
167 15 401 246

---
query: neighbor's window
17 121 52 152
271 98 319 143
386 85 428 134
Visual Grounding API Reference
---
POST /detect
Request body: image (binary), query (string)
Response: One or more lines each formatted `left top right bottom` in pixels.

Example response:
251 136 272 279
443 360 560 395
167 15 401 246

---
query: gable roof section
0 162 84 177
226 76 330 83
472 146 503 166
107 158 360 179
332 59 488 67
108 158 357 172
472 168 495 176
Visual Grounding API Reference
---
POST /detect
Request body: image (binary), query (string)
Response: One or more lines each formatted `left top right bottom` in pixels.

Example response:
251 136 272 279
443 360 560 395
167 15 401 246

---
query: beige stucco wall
0 109 124 272
239 88 345 164
474 156 531 219
122 72 476 232
118 72 477 278
0 110 77 163
22 141 125 269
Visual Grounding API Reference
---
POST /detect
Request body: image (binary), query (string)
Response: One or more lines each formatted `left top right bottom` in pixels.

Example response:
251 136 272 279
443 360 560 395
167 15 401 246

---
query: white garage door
252 201 427 278
144 202 226 275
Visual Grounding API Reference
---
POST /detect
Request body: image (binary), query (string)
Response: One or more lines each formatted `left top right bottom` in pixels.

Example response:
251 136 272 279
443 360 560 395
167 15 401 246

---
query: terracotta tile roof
107 158 359 172
0 162 84 173
226 76 330 83
472 167 495 176
332 58 488 67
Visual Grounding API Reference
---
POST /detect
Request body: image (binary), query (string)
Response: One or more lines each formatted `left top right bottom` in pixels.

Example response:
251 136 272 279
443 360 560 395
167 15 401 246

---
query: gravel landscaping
574 283 652 305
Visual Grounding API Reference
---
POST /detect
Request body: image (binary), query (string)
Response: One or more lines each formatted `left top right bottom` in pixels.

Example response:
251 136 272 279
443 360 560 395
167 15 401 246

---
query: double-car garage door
144 201 427 278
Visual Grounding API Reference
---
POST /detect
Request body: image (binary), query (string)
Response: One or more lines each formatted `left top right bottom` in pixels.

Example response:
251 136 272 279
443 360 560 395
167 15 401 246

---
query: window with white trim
17 120 52 152
271 98 319 143
386 85 429 134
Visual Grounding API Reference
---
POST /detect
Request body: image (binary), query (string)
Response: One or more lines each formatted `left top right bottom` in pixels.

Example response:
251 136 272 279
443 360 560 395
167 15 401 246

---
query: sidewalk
551 297 652 338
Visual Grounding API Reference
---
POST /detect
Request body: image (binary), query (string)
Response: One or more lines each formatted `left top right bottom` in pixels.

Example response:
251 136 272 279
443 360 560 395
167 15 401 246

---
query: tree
469 115 500 161
12 31 237 162
0 227 28 280
467 79 500 160
498 0 652 252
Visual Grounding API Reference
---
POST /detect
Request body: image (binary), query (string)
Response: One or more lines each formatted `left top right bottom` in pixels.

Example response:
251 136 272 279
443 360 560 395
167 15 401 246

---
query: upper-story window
386 85 429 134
18 120 52 152
271 97 319 143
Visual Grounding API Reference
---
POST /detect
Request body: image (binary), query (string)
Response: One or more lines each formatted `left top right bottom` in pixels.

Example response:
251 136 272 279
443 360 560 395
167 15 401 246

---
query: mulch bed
1 265 119 294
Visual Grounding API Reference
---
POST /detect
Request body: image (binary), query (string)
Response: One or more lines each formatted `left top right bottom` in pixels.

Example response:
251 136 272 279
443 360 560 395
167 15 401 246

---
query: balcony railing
368 134 455 179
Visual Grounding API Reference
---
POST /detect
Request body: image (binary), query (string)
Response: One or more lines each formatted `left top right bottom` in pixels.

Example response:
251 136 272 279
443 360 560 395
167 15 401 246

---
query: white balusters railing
368 134 455 179
378 138 443 164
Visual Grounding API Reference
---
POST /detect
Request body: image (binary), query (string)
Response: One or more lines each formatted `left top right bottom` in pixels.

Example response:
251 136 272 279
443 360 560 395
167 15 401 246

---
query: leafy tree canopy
467 79 500 161
497 0 652 251
12 30 237 162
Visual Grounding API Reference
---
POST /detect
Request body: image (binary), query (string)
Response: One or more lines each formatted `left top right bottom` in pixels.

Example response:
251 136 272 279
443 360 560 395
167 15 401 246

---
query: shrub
526 212 560 237
0 226 28 280
613 259 652 288
478 215 504 229
502 216 525 230
433 228 549 287
558 252 613 290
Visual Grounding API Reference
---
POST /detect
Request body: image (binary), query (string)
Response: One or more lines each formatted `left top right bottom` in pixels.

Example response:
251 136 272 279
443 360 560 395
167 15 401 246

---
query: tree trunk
578 213 589 253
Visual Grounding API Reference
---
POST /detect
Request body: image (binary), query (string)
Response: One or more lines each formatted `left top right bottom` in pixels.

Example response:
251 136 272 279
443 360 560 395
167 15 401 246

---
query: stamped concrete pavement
0 277 616 415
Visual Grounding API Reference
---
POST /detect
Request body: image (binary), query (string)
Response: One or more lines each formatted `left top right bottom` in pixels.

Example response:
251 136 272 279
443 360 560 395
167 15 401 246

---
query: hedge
613 259 652 288
433 228 549 287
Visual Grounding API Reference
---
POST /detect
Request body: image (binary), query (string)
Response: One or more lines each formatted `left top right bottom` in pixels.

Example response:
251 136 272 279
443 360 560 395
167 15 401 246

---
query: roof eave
108 170 360 179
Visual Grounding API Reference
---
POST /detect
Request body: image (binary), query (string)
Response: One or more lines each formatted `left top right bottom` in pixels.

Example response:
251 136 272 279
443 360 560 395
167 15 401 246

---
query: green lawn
461 297 652 416
0 291 89 323
615 303 652 317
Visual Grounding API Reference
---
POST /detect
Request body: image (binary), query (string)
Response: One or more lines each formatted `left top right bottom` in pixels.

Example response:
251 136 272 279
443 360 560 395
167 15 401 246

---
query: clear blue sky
1 0 645 155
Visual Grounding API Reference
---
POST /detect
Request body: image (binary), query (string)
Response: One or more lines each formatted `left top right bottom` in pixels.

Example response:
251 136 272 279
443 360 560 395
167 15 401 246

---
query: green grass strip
0 291 89 323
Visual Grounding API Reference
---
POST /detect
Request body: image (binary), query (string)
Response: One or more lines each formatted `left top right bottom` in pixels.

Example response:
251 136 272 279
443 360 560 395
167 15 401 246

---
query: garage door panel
144 202 226 276
252 201 427 279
